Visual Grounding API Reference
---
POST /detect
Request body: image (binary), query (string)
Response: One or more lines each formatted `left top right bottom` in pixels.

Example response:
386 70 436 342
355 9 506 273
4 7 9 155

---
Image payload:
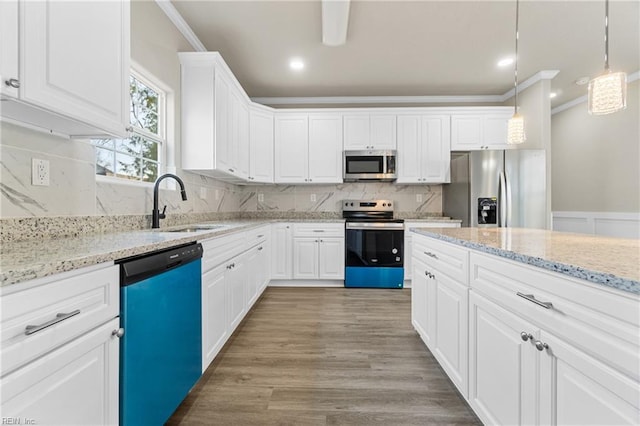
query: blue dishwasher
118 242 203 426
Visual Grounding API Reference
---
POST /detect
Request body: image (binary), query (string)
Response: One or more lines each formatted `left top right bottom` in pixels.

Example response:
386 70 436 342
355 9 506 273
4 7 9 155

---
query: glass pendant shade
588 71 627 115
507 113 526 144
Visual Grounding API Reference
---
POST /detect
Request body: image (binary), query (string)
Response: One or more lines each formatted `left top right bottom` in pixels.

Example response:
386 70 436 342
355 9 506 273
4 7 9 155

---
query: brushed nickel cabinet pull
516 292 553 309
25 310 81 335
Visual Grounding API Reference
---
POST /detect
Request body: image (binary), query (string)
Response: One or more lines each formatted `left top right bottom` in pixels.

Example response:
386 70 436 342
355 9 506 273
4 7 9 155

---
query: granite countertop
0 220 272 288
412 227 640 295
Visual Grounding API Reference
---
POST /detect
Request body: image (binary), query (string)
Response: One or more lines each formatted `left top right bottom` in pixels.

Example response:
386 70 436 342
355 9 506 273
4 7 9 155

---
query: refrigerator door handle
499 171 508 227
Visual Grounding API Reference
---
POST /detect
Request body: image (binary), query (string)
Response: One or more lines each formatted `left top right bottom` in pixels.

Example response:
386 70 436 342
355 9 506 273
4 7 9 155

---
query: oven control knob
392 248 398 254
388 202 392 206
382 203 386 207
350 202 354 206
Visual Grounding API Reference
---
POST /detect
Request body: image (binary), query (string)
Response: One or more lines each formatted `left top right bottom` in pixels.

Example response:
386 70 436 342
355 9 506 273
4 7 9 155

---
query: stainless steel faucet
152 173 188 228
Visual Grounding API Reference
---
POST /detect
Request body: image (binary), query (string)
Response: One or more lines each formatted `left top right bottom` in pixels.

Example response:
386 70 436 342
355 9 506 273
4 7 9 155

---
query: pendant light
507 0 525 145
588 0 627 115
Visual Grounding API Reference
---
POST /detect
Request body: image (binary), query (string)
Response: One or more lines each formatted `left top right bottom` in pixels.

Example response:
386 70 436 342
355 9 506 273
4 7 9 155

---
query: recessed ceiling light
549 92 557 99
575 77 590 86
289 59 305 71
497 57 514 67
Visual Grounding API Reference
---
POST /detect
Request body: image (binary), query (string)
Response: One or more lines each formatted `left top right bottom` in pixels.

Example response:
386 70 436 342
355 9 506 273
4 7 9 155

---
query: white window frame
95 64 174 186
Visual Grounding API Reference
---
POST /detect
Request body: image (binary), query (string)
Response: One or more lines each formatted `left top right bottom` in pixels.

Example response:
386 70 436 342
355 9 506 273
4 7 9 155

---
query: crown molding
499 70 559 101
155 0 206 52
551 70 639 115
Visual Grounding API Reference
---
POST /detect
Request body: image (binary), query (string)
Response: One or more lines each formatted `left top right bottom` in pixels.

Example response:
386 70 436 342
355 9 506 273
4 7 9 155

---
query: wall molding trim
155 0 207 52
552 211 640 239
551 70 640 115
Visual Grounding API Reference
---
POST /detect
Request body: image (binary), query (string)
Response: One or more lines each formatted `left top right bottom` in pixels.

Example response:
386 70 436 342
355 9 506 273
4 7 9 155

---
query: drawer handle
516 292 553 309
257 234 264 238
312 230 325 232
25 310 81 335
423 251 438 259
258 246 263 251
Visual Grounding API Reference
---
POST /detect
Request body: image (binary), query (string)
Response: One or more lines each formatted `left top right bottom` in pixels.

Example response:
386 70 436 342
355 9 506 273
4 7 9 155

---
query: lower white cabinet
1 318 120 425
292 223 344 280
201 263 228 372
226 254 247 333
0 264 120 425
404 221 461 281
412 232 640 426
271 223 293 279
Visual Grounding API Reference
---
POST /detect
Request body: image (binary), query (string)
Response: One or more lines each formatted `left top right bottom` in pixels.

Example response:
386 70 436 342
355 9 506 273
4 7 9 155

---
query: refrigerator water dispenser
478 197 497 226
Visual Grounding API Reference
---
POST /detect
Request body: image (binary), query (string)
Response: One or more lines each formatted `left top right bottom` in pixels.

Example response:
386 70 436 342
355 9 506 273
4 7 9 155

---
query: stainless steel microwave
343 150 397 181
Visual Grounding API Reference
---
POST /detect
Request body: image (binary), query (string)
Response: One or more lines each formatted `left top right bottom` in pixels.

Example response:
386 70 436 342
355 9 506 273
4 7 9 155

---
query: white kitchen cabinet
271 223 293 280
201 263 228 372
290 223 345 281
404 222 460 282
451 109 513 151
469 291 538 426
249 107 274 183
227 254 247 333
246 238 269 308
274 113 342 184
0 0 129 137
343 114 396 150
397 115 451 183
0 264 120 424
411 256 435 347
308 114 343 183
180 52 250 182
274 114 309 183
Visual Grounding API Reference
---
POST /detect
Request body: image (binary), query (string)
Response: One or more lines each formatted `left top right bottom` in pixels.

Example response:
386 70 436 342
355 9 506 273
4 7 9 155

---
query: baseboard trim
268 279 345 288
552 211 640 239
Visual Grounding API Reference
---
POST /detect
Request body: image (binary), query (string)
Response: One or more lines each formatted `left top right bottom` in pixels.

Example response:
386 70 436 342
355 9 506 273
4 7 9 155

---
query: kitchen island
411 227 639 426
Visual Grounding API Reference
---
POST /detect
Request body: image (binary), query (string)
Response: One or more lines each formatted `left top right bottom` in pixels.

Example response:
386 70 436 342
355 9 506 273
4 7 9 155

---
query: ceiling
171 0 640 108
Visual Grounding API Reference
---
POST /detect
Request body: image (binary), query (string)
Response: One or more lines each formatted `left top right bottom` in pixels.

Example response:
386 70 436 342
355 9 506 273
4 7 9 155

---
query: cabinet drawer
470 251 640 380
412 235 468 284
1 264 118 375
293 223 344 238
201 232 245 272
244 225 269 248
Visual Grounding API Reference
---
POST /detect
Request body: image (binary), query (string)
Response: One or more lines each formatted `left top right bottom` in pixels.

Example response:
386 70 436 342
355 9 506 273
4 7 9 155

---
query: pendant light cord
604 0 610 71
514 0 520 114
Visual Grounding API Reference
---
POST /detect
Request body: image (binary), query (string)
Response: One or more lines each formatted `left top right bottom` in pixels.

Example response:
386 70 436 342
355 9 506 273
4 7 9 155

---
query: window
93 71 165 182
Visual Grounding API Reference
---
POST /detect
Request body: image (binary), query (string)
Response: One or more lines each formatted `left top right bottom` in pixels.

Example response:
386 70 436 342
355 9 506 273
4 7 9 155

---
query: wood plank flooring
167 287 481 426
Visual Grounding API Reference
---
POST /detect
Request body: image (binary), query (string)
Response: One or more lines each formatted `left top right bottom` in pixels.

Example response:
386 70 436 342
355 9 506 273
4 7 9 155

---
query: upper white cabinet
0 0 129 137
274 112 342 184
451 109 513 151
180 52 250 182
249 106 274 183
396 115 451 184
343 114 396 150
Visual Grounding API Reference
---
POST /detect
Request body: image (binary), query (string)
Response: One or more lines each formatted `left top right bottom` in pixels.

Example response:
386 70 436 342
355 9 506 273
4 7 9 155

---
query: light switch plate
258 193 264 202
416 194 423 203
32 158 50 186
310 194 317 202
200 187 207 199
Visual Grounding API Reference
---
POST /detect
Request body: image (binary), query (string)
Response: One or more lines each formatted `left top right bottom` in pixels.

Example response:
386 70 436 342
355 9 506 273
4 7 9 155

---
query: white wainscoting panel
552 212 640 239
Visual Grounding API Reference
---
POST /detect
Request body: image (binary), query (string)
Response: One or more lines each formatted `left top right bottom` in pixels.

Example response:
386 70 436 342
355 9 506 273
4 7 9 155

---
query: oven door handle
345 223 404 230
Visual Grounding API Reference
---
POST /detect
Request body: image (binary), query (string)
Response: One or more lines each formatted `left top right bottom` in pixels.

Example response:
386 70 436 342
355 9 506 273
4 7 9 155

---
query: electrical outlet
32 158 50 186
258 193 264 202
416 194 423 203
200 187 207 199
310 194 317 202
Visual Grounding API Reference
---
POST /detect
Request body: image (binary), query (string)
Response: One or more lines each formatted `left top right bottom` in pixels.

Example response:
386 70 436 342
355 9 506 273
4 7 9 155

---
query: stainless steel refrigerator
443 150 548 228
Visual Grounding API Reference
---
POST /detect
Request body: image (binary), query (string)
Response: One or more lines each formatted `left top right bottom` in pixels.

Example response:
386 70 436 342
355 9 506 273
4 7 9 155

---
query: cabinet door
249 109 274 183
396 115 422 183
245 247 260 308
215 69 232 171
318 238 344 279
483 114 510 149
469 291 538 426
343 115 370 149
293 238 319 279
421 115 451 183
451 116 482 151
257 241 270 293
274 114 309 183
21 0 129 136
308 114 343 183
433 269 468 397
227 90 242 176
538 331 640 426
227 256 247 333
411 257 435 347
0 0 18 98
202 264 228 372
236 99 250 179
1 318 119 425
271 224 293 279
370 114 396 149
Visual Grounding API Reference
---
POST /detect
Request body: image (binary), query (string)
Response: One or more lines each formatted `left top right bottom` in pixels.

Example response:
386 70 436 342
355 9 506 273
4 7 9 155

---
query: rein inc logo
2 419 35 425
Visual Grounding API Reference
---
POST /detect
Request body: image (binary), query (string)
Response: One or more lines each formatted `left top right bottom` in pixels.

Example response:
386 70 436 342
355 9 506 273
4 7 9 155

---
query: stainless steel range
343 200 404 289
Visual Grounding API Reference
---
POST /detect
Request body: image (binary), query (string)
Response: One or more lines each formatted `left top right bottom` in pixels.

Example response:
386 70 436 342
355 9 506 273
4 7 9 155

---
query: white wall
551 80 639 238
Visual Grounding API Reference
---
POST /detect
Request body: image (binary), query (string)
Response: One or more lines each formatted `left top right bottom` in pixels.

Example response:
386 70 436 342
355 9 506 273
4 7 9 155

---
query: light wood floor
167 287 481 426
